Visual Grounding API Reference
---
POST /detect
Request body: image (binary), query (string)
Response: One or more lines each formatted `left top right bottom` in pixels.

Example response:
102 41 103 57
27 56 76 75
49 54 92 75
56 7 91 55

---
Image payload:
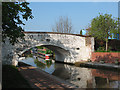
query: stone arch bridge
2 32 94 66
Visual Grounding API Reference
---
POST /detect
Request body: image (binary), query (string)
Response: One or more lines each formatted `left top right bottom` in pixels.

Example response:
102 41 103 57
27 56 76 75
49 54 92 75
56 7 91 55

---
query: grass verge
2 65 32 89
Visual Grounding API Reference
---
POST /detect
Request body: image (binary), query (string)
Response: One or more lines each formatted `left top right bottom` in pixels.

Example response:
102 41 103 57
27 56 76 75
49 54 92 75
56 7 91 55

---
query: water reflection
34 59 53 69
53 63 96 88
91 69 120 88
19 57 120 88
20 57 55 74
63 64 119 88
63 64 120 88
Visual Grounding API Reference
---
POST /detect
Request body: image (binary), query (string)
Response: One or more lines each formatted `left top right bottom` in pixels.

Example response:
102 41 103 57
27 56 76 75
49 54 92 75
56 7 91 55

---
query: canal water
19 57 120 88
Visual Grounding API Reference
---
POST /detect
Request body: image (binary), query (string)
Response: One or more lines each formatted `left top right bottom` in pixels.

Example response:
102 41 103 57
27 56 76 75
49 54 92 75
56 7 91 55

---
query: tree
80 30 82 35
52 16 73 33
88 13 118 51
2 2 33 45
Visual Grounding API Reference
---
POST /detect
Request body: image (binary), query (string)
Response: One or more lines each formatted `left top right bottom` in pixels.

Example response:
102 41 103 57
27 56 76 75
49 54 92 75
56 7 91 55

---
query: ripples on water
19 57 120 88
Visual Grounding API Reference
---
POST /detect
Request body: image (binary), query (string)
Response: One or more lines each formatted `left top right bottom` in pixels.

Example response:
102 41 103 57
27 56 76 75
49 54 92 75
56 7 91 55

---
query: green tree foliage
80 30 82 35
88 13 118 51
2 2 33 45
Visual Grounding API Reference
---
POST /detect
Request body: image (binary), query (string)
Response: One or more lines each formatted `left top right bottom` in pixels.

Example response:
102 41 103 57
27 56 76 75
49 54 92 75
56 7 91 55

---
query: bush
115 58 119 65
96 47 105 52
95 39 120 51
99 60 105 64
108 46 112 51
96 46 119 52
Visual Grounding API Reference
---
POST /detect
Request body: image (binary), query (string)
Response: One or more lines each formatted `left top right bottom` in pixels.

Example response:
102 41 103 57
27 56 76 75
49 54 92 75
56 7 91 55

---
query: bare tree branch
52 16 73 33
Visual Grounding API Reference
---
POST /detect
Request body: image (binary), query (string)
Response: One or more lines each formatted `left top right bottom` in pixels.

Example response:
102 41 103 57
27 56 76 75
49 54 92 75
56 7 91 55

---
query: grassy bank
2 65 32 89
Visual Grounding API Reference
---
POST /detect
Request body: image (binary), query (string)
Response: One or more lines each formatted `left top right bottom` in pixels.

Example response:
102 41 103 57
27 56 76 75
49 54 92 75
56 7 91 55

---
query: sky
25 0 119 2
22 1 118 34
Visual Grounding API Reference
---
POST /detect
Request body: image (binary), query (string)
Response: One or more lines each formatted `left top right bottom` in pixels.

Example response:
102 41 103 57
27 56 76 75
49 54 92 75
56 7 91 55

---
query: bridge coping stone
24 32 92 37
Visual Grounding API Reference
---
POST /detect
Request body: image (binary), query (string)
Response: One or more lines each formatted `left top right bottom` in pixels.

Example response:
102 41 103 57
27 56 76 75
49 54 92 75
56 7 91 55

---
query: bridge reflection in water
91 69 120 88
19 57 120 88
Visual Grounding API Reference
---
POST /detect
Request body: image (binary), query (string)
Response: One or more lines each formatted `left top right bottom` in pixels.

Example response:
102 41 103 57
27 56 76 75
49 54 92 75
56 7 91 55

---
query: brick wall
91 52 120 63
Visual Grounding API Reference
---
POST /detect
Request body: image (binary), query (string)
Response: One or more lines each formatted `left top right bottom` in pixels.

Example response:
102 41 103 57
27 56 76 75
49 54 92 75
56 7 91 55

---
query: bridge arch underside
19 44 72 63
41 45 70 63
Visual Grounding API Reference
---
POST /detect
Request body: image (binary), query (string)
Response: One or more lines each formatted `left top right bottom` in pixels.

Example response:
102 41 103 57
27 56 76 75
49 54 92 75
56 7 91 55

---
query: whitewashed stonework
2 32 94 66
2 38 14 65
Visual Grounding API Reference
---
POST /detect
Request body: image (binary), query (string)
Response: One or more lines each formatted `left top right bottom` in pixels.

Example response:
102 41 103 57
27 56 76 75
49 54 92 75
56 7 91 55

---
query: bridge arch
19 44 71 63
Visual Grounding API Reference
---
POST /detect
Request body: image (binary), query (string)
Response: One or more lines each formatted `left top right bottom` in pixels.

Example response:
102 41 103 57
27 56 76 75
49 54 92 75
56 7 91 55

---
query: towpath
18 62 75 89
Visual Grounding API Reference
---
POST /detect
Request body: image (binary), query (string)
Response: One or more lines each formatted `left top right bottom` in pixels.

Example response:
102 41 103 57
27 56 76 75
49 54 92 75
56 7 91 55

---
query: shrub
96 47 105 52
115 58 119 65
99 60 105 64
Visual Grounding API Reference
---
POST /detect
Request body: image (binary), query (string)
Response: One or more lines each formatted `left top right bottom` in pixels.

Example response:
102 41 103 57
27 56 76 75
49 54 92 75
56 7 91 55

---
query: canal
19 57 120 88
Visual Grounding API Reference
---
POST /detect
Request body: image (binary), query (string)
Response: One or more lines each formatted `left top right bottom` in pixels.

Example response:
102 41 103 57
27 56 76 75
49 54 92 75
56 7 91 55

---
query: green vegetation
37 46 43 49
46 49 53 54
115 58 119 65
2 2 33 45
88 13 118 51
2 65 32 89
80 30 82 35
94 39 120 52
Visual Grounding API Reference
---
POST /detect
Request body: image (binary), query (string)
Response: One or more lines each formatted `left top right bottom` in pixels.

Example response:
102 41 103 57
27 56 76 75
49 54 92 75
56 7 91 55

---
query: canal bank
75 62 120 71
18 62 76 89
